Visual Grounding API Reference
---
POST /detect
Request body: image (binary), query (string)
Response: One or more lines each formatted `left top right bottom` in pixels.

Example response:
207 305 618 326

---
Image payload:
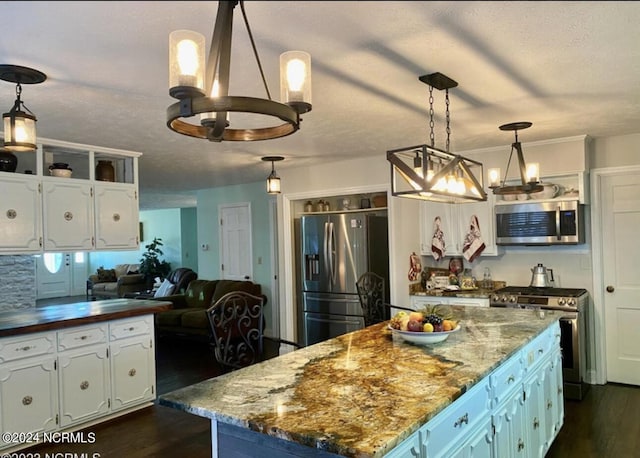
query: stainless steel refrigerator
296 210 389 346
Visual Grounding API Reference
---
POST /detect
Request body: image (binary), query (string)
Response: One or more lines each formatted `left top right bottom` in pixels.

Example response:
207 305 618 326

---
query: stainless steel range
490 286 590 400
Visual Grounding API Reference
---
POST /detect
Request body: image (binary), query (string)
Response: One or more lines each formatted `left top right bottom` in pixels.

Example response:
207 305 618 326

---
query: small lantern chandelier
387 72 487 203
1 65 47 152
167 1 312 142
262 156 284 194
488 122 543 195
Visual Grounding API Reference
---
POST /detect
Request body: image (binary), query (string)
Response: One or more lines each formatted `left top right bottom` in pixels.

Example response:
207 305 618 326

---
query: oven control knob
567 298 576 306
508 296 517 303
499 295 507 303
558 298 566 305
491 294 500 302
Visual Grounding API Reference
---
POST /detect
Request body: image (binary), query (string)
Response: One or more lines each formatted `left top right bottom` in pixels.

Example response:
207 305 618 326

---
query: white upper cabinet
0 174 42 253
0 137 141 254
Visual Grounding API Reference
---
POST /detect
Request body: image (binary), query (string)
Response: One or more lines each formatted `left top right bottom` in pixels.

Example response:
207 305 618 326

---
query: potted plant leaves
139 237 171 288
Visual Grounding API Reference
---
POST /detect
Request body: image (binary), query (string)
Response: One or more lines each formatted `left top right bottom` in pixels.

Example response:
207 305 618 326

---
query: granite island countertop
159 306 560 458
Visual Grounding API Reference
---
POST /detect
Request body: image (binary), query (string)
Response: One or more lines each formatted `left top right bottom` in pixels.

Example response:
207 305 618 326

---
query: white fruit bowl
388 324 461 344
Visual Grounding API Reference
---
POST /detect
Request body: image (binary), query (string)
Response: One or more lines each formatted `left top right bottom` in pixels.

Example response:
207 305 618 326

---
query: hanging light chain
445 88 451 152
428 85 435 147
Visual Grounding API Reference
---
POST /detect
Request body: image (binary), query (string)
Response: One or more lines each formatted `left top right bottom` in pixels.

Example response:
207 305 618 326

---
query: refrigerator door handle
323 221 330 285
329 221 337 286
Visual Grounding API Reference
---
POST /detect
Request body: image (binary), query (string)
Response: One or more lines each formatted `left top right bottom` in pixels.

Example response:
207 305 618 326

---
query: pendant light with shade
262 156 284 194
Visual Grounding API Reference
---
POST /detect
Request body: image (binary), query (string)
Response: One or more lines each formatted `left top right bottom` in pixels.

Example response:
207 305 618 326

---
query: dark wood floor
25 334 640 458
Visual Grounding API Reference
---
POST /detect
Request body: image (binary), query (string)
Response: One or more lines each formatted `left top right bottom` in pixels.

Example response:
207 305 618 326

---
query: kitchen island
0 299 171 452
159 307 564 457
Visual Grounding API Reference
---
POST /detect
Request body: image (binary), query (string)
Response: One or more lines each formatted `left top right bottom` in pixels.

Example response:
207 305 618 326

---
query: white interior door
600 171 640 385
219 203 253 281
36 253 71 299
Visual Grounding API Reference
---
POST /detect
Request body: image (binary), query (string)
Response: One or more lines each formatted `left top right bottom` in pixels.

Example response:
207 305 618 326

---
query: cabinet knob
6 209 17 219
606 285 615 293
80 381 89 390
128 368 136 377
22 395 33 406
518 439 525 451
533 418 539 429
113 213 120 222
454 412 469 428
64 211 73 221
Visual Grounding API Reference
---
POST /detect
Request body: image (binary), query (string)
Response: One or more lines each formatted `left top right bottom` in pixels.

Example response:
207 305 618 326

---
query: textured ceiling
2 1 639 209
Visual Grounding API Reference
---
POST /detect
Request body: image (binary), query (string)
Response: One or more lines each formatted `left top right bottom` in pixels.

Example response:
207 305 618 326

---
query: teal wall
196 181 275 314
88 208 189 274
180 207 199 271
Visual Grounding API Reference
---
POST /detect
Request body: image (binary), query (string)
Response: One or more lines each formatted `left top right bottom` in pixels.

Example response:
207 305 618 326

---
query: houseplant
139 237 171 287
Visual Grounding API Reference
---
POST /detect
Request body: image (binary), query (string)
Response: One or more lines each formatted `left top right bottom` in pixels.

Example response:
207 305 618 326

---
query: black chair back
206 291 265 370
356 272 387 326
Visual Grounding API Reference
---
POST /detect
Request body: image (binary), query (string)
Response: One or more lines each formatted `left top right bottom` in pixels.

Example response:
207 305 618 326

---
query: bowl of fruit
388 305 460 344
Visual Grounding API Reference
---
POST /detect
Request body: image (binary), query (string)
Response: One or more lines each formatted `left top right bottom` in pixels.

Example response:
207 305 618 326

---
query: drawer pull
128 368 136 377
16 345 33 352
518 439 525 451
538 348 544 354
6 209 17 219
80 381 89 390
76 335 88 341
127 327 135 332
507 375 515 384
454 413 468 428
113 213 121 222
64 211 73 221
557 387 563 395
533 418 539 429
22 396 33 406
547 400 553 410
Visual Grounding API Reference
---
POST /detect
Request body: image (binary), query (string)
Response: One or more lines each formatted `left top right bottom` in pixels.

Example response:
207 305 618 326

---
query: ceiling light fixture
167 1 312 142
1 65 47 152
262 156 284 194
387 72 487 203
488 122 543 195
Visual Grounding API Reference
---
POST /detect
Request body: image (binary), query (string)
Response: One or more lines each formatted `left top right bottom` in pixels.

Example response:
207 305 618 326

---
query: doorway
592 166 640 385
36 252 88 299
219 203 253 281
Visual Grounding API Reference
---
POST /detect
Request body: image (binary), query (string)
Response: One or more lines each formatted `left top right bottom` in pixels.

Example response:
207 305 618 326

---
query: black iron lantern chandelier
387 72 487 203
1 65 47 152
167 1 312 142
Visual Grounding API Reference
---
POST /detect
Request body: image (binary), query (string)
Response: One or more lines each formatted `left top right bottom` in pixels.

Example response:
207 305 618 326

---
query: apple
409 311 424 322
407 319 423 332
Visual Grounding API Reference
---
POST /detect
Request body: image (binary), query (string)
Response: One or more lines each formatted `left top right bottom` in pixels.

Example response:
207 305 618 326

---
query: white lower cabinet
0 355 58 436
110 336 154 411
0 315 156 451
386 321 562 458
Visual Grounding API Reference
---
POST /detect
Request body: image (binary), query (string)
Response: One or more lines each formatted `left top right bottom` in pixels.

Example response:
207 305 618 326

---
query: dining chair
356 272 388 326
206 291 299 371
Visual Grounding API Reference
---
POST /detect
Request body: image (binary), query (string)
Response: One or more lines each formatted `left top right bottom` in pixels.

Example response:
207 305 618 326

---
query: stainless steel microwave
495 200 585 245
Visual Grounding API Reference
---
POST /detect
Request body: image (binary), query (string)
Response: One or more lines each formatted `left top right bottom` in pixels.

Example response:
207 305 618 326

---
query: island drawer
0 332 56 363
523 324 557 372
490 351 524 406
109 315 153 341
57 323 108 351
423 378 491 454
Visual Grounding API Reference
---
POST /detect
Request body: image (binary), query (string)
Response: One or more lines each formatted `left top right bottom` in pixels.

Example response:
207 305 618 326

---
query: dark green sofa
153 279 262 339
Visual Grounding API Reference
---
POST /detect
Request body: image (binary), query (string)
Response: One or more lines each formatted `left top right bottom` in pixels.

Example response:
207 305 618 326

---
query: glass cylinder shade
526 162 540 182
3 111 36 151
280 51 312 113
169 30 206 99
488 168 501 187
267 173 281 194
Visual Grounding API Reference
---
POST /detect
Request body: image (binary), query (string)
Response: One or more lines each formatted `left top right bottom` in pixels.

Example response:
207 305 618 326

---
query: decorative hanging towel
462 214 486 262
431 216 446 261
408 252 422 282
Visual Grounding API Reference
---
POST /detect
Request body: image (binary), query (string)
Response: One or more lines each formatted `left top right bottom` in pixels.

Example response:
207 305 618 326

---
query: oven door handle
555 205 561 240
